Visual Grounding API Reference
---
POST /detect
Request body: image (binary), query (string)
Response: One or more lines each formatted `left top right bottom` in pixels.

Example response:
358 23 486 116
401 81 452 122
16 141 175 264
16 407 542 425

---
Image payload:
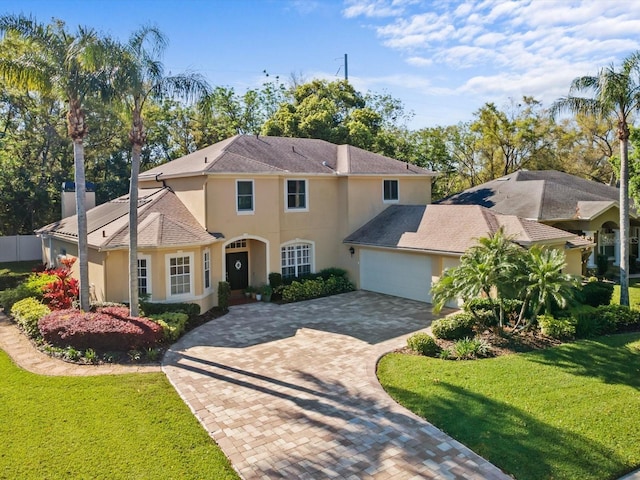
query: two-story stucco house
37 135 436 311
36 135 593 311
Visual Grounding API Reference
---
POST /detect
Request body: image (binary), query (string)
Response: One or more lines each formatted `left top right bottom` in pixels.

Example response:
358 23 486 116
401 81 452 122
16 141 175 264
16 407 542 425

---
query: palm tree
432 228 522 326
514 246 579 328
551 52 640 306
112 26 210 316
0 15 111 311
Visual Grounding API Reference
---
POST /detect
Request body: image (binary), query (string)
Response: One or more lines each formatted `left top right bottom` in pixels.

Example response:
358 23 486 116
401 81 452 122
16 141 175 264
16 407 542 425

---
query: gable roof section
344 204 592 255
37 188 219 250
139 135 436 180
438 170 633 221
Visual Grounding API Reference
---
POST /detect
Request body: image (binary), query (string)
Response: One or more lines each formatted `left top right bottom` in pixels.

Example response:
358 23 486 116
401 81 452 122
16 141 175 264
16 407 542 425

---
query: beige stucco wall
200 173 433 289
102 246 218 313
563 249 584 276
343 176 431 235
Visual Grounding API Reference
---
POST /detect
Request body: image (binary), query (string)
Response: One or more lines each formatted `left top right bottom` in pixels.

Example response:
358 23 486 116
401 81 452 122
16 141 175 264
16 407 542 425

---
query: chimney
61 181 97 219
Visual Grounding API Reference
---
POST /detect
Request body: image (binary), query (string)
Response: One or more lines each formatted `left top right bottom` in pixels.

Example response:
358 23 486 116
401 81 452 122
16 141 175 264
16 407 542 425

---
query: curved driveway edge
163 291 510 479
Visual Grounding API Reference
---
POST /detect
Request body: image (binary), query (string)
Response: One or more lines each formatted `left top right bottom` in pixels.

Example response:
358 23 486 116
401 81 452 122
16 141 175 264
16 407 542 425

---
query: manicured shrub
0 273 57 311
10 297 50 338
140 301 200 320
570 305 599 338
39 306 163 351
452 337 492 359
464 297 523 325
593 304 639 334
577 280 614 307
407 332 440 356
280 274 355 303
268 272 283 288
537 314 576 339
217 281 230 311
431 312 476 340
149 312 189 341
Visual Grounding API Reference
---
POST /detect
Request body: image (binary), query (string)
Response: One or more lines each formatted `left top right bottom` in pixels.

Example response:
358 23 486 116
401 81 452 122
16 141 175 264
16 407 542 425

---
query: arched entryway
222 236 270 292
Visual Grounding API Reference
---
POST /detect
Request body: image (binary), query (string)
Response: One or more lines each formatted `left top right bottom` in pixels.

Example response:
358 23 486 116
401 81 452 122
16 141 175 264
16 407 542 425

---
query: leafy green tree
470 97 558 179
552 51 640 306
262 79 380 148
0 15 112 311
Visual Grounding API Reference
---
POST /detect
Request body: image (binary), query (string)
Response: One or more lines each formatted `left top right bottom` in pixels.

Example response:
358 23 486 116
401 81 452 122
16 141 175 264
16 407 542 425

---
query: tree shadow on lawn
386 381 633 480
526 333 640 389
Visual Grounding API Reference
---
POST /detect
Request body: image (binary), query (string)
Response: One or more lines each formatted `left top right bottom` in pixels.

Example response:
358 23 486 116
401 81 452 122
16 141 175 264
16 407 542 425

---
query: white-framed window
286 179 308 211
236 180 254 214
226 239 247 249
203 249 211 291
137 254 152 297
383 179 399 202
281 242 313 278
166 253 194 298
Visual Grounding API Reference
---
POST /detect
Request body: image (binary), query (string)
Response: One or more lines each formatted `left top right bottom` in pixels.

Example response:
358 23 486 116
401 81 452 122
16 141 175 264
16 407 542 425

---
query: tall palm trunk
128 108 144 317
68 100 90 311
619 120 630 306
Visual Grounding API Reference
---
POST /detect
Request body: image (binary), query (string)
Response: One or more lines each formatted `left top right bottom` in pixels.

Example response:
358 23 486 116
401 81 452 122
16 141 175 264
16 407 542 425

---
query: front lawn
0 351 238 479
378 333 640 480
612 279 640 307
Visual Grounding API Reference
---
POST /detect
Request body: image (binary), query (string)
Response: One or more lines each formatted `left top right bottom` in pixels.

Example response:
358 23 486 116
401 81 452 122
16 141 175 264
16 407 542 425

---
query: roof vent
204 156 208 164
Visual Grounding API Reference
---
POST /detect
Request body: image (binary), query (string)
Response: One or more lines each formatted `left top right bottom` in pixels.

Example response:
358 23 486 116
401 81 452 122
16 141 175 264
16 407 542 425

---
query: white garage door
360 249 432 303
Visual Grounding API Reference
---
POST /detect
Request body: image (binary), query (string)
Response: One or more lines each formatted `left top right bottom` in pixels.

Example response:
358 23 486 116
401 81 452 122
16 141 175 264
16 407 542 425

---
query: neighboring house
36 137 595 310
438 170 639 270
38 135 436 311
343 204 592 304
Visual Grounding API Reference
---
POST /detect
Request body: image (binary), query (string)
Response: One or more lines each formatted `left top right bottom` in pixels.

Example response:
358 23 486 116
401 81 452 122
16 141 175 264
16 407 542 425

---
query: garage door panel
360 249 431 303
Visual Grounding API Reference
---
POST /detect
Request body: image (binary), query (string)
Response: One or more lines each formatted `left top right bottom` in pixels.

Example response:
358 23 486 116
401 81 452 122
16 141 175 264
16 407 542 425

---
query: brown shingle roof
344 204 593 254
37 188 219 250
139 135 436 180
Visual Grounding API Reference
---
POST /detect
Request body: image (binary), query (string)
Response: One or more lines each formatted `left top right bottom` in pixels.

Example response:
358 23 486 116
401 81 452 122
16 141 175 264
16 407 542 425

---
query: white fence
0 235 42 263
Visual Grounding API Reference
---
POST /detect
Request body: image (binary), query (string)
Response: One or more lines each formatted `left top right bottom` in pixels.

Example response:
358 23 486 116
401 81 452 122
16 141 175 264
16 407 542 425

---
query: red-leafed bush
42 257 79 310
38 306 163 351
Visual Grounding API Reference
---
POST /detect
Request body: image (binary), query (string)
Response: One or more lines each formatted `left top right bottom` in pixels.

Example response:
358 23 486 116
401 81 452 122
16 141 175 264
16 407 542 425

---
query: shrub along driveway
163 291 509 479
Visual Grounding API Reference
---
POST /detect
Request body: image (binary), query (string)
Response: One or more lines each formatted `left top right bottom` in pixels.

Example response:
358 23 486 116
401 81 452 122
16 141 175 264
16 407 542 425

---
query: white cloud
342 0 408 18
339 0 640 126
406 56 432 67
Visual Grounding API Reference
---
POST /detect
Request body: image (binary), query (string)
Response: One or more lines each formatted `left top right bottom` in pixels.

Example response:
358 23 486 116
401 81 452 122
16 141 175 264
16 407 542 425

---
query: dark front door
226 251 249 290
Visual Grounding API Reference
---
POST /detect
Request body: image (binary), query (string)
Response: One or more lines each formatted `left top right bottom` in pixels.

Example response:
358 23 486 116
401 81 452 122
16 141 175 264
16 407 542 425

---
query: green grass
378 333 640 480
612 279 640 307
0 350 238 479
0 261 38 274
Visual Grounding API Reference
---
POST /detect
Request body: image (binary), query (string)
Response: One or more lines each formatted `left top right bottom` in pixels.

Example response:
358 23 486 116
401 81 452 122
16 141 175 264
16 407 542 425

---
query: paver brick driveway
163 291 509 479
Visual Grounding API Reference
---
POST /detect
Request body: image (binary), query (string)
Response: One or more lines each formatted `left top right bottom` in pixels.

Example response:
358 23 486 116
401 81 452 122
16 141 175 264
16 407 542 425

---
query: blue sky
7 0 640 129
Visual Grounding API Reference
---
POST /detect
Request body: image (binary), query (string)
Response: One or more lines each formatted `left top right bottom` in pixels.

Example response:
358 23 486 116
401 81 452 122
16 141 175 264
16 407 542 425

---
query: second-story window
286 179 307 210
237 180 254 213
383 179 399 202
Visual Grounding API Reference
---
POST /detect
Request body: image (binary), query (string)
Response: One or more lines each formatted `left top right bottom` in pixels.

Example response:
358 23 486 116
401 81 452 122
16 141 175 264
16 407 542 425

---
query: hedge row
280 274 354 303
140 301 200 319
